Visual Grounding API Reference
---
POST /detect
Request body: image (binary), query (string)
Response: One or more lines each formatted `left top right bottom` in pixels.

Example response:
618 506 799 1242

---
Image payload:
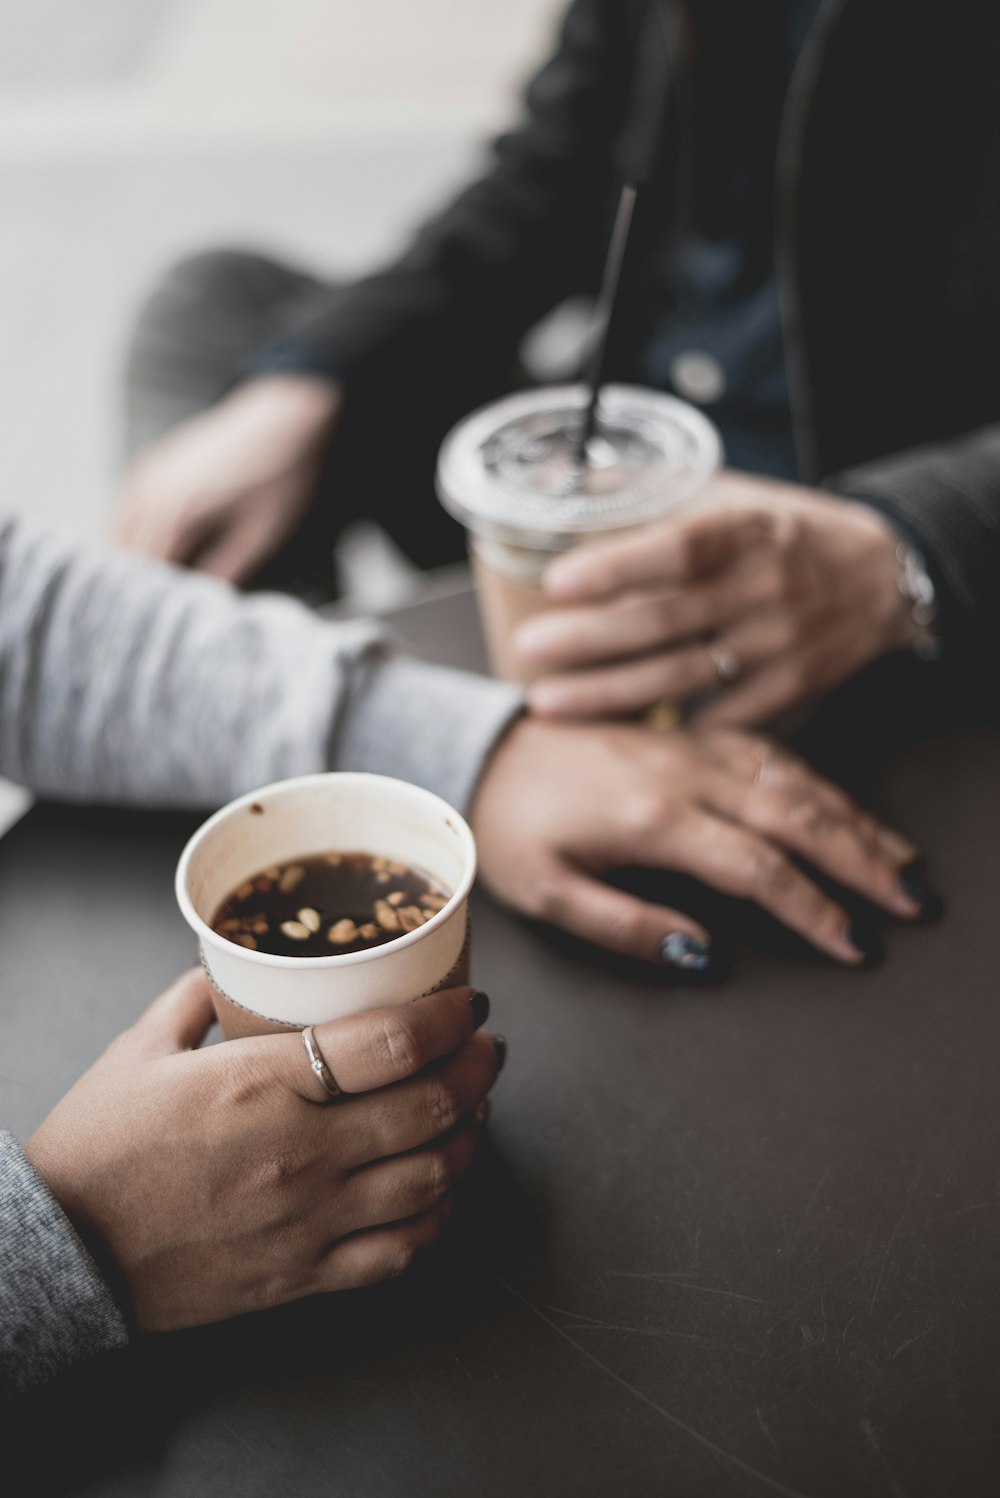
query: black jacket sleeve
251 0 641 384
830 425 1000 663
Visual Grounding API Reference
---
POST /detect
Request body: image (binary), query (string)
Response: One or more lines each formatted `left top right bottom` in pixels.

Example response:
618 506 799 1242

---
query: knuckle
259 1266 308 1306
745 843 791 890
425 1151 454 1203
387 1240 418 1279
602 903 647 952
622 785 664 832
372 1012 421 1080
785 794 827 839
855 814 886 854
529 872 569 923
259 1148 306 1193
219 1049 266 1110
427 1077 461 1135
764 748 803 788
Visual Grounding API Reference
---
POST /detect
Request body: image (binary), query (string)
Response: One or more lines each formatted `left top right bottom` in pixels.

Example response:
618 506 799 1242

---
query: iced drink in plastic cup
436 383 721 683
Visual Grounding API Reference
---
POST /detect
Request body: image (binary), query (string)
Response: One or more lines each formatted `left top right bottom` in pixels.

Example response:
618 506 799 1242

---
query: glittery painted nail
661 933 713 972
469 990 490 1029
898 857 928 904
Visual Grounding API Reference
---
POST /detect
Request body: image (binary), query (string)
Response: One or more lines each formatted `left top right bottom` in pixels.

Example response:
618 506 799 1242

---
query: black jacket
266 0 1000 651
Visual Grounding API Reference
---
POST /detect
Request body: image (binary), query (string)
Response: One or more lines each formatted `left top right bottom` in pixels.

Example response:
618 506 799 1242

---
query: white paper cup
176 773 476 1039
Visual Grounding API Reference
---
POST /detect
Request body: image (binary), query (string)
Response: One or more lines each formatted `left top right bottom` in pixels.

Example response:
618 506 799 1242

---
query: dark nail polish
493 1035 508 1072
845 919 884 968
898 858 944 923
898 857 928 904
469 990 490 1029
661 932 713 972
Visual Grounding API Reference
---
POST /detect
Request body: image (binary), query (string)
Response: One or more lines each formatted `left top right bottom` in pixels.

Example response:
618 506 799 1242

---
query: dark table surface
3 583 999 1498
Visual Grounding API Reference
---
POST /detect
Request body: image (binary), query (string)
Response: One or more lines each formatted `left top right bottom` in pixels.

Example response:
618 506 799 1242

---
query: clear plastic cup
436 384 721 682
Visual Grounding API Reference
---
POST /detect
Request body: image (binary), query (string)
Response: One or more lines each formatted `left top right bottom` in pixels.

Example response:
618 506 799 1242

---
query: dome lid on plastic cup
436 383 721 550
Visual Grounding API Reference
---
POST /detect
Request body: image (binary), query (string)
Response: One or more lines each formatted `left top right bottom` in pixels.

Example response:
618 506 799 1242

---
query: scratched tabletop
3 583 999 1498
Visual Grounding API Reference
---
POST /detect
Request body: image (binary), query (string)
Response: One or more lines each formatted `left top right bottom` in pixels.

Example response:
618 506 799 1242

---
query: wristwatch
895 541 941 660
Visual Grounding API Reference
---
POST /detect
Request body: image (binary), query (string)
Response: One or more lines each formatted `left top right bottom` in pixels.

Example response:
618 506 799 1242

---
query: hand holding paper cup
176 773 476 1039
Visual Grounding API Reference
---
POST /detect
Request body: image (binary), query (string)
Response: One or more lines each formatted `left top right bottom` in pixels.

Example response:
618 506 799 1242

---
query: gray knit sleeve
0 519 522 811
0 1131 128 1397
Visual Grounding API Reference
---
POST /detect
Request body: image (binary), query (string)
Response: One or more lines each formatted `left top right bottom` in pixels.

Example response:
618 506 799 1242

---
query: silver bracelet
896 542 941 660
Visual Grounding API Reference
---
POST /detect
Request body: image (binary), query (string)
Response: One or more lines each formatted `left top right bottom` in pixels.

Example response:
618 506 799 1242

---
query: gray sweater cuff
0 1131 128 1396
336 652 524 812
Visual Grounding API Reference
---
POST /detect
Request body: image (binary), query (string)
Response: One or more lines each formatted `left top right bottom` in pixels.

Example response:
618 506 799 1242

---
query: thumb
128 969 217 1056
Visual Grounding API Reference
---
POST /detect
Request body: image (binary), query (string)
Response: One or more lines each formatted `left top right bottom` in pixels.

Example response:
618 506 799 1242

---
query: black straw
572 181 639 476
571 0 678 480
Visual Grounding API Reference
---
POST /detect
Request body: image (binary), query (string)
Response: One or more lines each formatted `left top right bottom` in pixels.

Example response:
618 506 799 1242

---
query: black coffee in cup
212 851 448 958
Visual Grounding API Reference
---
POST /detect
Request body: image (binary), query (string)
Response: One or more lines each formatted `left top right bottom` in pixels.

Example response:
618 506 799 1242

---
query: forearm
0 519 522 811
0 1131 127 1396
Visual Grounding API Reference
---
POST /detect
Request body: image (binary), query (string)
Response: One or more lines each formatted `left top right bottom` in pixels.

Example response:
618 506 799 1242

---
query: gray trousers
121 248 502 589
122 248 324 461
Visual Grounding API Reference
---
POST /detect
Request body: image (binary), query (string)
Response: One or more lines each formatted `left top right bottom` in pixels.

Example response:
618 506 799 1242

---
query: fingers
514 584 718 673
520 551 783 674
698 737 922 918
528 642 721 719
544 506 771 601
690 657 814 729
340 1112 484 1236
712 778 920 920
524 591 797 719
664 809 866 964
193 509 276 585
335 1030 502 1169
115 488 215 567
689 619 856 730
532 865 713 970
270 986 489 1105
316 1200 453 1293
127 969 216 1056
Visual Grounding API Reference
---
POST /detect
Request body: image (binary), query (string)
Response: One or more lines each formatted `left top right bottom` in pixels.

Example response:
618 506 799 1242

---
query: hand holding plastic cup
176 773 476 1039
436 383 721 685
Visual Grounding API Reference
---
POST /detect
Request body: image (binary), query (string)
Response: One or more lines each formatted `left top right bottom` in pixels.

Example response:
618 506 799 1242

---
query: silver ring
302 1026 342 1101
706 642 742 684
